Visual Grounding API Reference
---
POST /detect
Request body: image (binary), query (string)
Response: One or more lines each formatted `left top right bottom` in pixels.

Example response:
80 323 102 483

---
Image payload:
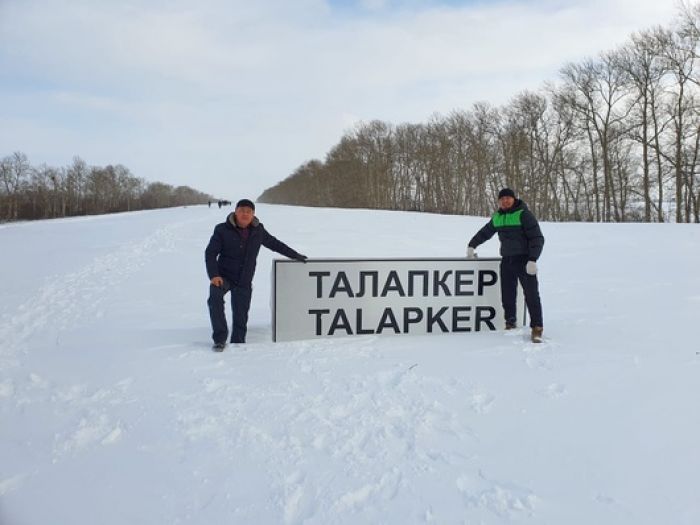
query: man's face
235 206 255 227
498 196 515 210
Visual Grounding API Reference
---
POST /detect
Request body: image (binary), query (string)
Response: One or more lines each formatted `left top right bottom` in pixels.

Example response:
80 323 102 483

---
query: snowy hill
1 204 699 524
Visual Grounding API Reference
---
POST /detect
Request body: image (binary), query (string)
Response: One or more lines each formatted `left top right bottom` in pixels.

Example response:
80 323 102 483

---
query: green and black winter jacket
468 199 544 261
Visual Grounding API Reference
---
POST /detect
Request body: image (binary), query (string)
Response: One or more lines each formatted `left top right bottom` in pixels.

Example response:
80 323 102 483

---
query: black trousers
500 255 543 328
207 279 253 344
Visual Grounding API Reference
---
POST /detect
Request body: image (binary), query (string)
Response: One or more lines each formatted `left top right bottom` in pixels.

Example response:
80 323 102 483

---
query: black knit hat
236 198 255 210
498 188 516 199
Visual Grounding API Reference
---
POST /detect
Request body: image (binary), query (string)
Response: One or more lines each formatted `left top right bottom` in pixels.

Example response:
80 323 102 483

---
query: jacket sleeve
468 219 496 248
261 228 302 259
522 210 544 261
204 226 222 279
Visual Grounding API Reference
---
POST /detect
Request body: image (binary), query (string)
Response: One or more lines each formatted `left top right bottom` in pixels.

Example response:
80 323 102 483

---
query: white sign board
272 258 526 342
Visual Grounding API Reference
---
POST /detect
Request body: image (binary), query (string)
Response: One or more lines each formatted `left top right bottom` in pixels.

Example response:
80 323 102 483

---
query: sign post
272 258 526 342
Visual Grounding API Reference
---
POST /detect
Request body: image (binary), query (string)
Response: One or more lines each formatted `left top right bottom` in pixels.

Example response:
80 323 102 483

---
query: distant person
208 201 211 208
466 188 545 343
205 199 308 351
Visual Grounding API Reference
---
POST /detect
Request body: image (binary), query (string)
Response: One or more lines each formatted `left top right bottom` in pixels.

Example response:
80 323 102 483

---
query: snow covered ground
1 203 699 524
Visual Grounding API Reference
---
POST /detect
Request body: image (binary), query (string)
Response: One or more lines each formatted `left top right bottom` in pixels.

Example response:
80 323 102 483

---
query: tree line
0 152 212 222
260 3 700 223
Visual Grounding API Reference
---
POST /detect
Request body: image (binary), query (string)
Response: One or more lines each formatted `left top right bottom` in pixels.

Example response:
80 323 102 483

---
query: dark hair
236 199 255 210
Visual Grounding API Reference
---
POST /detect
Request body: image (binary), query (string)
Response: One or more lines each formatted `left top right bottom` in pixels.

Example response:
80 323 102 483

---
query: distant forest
0 152 211 222
260 3 700 223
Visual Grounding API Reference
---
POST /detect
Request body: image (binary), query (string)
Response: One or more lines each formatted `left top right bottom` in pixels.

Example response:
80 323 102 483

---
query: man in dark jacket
467 188 545 343
205 199 307 350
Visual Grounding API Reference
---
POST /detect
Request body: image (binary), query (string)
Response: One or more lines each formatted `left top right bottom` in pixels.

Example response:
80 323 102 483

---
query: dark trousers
207 279 253 343
500 255 543 328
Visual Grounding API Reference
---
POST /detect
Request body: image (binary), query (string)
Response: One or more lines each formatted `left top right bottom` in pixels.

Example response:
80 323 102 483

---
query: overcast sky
0 0 684 200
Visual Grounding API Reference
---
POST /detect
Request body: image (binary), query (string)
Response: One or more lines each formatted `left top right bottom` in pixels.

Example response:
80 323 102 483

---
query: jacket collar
498 198 525 214
227 212 260 229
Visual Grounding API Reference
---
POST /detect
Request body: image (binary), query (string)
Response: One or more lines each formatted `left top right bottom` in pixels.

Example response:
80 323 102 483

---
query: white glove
467 246 477 259
526 260 537 275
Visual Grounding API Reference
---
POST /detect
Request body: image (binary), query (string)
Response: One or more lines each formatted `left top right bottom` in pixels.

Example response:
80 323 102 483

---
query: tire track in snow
0 220 188 368
0 215 205 496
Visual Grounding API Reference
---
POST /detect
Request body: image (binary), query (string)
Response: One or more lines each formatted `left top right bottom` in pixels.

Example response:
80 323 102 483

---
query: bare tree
0 152 31 220
618 28 672 221
0 152 211 222
658 24 700 222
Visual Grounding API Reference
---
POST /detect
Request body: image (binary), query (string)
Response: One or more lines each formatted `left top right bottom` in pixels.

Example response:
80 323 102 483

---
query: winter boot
212 342 226 352
505 321 517 330
531 327 543 343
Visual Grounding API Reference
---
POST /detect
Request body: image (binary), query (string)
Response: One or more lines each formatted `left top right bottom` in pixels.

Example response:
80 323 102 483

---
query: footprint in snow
0 379 15 398
537 383 567 399
469 390 495 414
457 470 538 519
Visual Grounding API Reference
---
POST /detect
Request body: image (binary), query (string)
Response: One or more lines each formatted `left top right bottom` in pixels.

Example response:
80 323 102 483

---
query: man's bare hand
211 276 224 287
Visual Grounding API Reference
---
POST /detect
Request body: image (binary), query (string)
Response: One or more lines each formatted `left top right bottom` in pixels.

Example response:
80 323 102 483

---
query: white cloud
0 0 684 197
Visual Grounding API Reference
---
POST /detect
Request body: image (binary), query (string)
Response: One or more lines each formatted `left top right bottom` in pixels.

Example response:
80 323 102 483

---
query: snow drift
1 204 698 524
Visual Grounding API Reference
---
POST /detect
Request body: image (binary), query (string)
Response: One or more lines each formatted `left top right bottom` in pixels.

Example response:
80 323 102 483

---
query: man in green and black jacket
467 188 545 343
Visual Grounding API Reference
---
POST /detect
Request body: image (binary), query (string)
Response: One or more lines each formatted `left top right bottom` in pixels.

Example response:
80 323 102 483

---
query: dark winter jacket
468 199 544 261
205 213 302 288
